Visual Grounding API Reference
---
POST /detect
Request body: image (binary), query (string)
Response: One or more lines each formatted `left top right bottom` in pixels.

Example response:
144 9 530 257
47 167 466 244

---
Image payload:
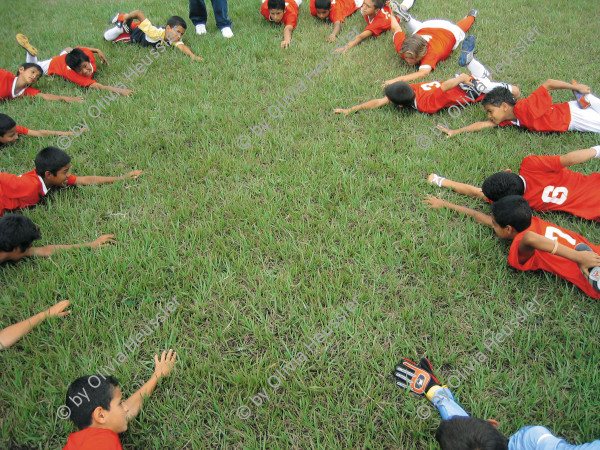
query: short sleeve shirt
47 48 97 87
0 69 40 99
63 428 123 450
409 79 482 113
310 0 360 23
393 27 456 70
261 0 300 28
363 6 392 36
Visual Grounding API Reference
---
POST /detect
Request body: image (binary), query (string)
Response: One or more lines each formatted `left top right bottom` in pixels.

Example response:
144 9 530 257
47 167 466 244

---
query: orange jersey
394 27 456 70
16 126 29 135
261 0 300 28
310 0 360 23
47 47 97 87
499 85 571 132
63 428 123 450
508 216 600 299
409 80 482 113
518 155 600 221
0 69 40 99
363 6 392 36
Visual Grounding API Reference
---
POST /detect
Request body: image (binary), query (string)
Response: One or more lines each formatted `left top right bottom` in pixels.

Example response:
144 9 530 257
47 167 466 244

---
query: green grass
1 0 600 448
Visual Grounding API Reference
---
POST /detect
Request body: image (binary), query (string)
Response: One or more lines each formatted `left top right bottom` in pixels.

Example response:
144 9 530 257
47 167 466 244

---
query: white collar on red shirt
38 175 49 195
12 77 26 98
519 174 527 192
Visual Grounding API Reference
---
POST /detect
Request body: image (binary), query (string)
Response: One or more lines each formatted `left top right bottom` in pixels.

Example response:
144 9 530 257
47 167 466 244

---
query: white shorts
568 101 600 133
414 20 465 49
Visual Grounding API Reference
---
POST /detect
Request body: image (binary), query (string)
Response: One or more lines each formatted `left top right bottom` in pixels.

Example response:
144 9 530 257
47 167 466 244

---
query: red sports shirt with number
363 6 392 36
409 80 482 114
47 47 97 87
0 69 40 99
394 27 456 70
508 216 600 299
519 155 600 221
310 0 360 23
261 0 300 28
499 85 571 132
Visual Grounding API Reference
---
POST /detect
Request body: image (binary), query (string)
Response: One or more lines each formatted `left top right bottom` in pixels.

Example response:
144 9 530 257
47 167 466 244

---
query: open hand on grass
334 108 351 115
46 300 71 318
423 195 447 209
154 349 177 379
90 234 116 248
121 170 143 180
437 125 458 138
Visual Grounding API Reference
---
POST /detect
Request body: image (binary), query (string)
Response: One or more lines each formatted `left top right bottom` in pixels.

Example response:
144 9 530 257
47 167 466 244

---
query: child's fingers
58 310 71 317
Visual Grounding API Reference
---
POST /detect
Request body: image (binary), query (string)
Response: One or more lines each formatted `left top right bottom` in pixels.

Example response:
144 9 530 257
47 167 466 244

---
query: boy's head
66 375 129 432
0 214 41 260
384 81 415 107
436 417 508 450
65 48 94 77
34 146 72 187
490 195 532 239
16 63 43 87
400 35 428 65
481 171 525 202
361 0 384 17
268 0 287 22
165 16 187 43
314 0 332 19
481 87 517 125
0 114 18 145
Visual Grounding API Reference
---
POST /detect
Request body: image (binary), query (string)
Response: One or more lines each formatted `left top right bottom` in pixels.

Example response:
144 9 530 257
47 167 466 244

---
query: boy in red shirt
383 6 477 84
428 145 600 222
63 350 177 450
0 114 82 146
310 0 363 42
16 34 134 97
0 146 142 216
426 194 600 299
261 0 302 48
440 79 600 136
0 63 82 103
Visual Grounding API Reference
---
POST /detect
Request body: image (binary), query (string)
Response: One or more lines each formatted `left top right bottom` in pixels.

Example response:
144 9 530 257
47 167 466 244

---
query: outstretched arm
424 195 494 227
0 300 70 350
124 349 177 420
335 30 373 53
39 93 84 103
281 25 295 49
26 234 116 257
328 21 343 42
74 170 142 186
27 128 87 138
427 174 485 199
89 82 135 97
175 43 204 61
560 146 600 167
541 79 591 94
440 73 472 92
334 97 390 115
439 120 498 138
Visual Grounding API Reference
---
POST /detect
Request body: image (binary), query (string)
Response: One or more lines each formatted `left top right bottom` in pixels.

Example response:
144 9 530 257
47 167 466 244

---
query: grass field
1 0 600 448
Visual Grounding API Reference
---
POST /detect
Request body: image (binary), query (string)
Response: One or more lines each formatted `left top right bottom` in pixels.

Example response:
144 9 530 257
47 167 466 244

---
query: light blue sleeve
509 426 600 450
429 387 470 421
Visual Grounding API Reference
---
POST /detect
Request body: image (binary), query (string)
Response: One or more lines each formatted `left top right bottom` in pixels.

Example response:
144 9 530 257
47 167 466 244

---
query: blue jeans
189 0 231 29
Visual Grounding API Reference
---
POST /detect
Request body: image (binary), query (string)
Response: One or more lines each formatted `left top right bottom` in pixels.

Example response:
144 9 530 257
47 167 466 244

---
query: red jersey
508 216 600 299
310 0 360 23
519 155 600 221
261 0 300 28
63 427 123 450
409 80 482 114
394 27 456 70
16 126 29 135
47 48 97 87
0 69 40 100
363 6 392 36
0 169 76 215
499 85 571 132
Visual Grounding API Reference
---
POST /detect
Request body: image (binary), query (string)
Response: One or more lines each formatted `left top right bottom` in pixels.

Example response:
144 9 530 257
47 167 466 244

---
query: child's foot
221 27 234 38
195 24 207 35
572 80 591 109
389 0 411 22
575 243 600 292
459 35 476 67
16 34 38 57
468 9 478 18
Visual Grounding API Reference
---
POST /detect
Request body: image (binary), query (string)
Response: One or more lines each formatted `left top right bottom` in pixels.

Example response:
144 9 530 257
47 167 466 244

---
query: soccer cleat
122 19 133 34
389 0 411 22
109 12 125 26
459 35 476 67
16 34 38 57
468 9 478 18
572 80 591 109
575 243 600 292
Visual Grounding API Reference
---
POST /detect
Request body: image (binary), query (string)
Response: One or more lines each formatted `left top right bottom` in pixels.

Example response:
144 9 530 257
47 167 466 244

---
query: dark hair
34 146 71 177
491 195 532 232
65 48 90 71
0 214 41 253
372 0 385 8
436 417 508 450
166 15 187 29
481 172 525 202
384 81 415 107
401 34 428 61
66 375 120 430
0 114 17 137
268 0 286 10
16 62 43 77
481 87 517 108
315 0 332 8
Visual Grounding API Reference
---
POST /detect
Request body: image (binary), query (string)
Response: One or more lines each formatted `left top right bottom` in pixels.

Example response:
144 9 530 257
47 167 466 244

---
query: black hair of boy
34 146 71 177
166 16 188 29
268 0 286 10
16 62 43 76
65 48 90 72
0 214 42 253
481 87 517 108
372 0 385 9
315 0 332 9
481 172 525 202
384 81 415 107
435 417 509 450
66 375 120 430
0 114 16 137
490 195 532 232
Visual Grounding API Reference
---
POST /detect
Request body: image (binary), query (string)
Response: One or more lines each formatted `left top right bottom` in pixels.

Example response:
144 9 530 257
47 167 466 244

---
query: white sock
400 0 414 10
25 53 37 64
585 93 600 115
467 58 489 79
104 25 124 41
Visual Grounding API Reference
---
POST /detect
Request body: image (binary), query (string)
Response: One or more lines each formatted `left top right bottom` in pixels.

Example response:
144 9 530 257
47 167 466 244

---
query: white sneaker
221 27 233 38
195 24 207 35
